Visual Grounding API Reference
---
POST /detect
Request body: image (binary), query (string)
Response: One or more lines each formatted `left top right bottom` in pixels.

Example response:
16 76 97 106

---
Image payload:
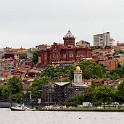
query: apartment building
93 32 114 47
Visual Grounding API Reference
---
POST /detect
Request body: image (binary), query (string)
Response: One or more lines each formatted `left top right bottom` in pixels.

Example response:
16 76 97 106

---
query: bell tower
63 30 75 47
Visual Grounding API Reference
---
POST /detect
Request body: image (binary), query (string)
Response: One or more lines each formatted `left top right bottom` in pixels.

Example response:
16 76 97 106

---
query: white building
93 32 114 47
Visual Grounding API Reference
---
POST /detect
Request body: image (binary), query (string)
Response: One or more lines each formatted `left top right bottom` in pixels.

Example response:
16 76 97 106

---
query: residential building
98 59 118 71
114 54 124 66
76 40 90 48
93 32 114 47
115 42 124 51
36 44 50 50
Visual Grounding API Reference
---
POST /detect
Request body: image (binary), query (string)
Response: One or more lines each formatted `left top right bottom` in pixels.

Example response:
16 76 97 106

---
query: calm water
0 108 124 124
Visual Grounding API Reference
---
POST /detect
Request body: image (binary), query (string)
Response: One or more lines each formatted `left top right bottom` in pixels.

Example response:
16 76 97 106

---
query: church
40 30 92 67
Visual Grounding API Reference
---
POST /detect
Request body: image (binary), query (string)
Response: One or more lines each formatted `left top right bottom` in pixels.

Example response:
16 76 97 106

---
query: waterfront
0 108 124 124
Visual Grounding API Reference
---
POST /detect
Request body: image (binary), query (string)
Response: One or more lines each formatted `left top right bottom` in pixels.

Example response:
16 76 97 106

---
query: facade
40 30 92 67
93 32 114 47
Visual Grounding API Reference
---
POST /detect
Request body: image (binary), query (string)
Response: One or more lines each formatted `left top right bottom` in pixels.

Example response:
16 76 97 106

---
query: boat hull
10 107 25 111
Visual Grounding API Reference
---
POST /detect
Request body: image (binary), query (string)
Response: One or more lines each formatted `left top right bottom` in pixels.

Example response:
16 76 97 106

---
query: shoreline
36 107 124 112
1 105 124 112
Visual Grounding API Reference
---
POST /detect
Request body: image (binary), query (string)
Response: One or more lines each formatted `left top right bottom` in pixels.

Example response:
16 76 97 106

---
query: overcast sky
0 0 124 48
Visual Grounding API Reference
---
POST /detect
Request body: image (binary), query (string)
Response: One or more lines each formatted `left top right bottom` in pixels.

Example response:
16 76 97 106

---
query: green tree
68 66 75 81
79 60 104 79
30 76 50 99
41 65 55 80
2 85 11 100
41 65 71 81
117 80 124 103
64 95 82 106
0 85 3 100
110 67 124 78
93 86 113 108
118 50 124 54
12 92 24 103
32 50 40 64
82 87 94 103
19 53 27 59
111 73 120 80
8 76 23 95
104 45 111 49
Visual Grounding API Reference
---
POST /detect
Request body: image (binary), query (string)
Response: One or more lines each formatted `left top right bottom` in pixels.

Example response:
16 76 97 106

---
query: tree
41 65 56 80
0 85 3 100
2 85 11 101
110 67 124 78
30 76 50 99
64 95 82 106
19 53 27 59
105 45 111 49
111 73 120 80
118 50 124 54
41 65 72 81
117 80 124 103
93 86 113 108
7 76 23 95
82 87 94 103
78 60 105 79
32 50 40 64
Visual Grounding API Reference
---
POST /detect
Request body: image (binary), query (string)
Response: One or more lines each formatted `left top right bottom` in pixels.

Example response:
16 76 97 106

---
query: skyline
0 0 124 48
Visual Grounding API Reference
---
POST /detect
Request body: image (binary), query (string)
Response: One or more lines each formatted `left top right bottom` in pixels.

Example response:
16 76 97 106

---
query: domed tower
74 66 82 83
63 30 75 47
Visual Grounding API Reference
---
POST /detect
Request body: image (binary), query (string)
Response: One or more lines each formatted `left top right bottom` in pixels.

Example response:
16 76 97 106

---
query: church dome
76 66 80 71
64 30 74 38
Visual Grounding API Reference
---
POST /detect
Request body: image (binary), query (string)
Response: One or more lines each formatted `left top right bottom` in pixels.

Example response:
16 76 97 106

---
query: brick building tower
63 30 75 47
40 30 92 67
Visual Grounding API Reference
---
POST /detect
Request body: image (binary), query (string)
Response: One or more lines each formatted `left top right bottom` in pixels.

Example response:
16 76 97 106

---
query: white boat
10 104 35 111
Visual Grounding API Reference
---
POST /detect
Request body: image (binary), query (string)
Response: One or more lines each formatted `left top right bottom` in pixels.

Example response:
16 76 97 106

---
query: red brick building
40 30 92 67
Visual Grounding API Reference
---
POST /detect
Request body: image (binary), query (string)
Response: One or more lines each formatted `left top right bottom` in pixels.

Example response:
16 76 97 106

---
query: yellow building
115 54 124 66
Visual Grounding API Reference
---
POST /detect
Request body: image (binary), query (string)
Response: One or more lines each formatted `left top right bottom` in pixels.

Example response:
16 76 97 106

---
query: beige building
115 42 124 51
76 40 90 48
93 32 114 47
114 54 124 66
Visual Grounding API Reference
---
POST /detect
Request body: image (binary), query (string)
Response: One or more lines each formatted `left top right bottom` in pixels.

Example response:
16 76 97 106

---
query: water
0 108 124 124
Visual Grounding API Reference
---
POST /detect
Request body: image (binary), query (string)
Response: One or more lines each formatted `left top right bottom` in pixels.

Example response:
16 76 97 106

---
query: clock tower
74 66 82 83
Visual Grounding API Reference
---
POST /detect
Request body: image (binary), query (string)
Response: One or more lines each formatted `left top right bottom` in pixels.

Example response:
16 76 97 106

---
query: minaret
74 66 82 83
63 30 75 47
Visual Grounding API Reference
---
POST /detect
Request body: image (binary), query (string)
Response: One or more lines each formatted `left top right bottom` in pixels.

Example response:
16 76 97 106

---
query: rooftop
64 30 74 38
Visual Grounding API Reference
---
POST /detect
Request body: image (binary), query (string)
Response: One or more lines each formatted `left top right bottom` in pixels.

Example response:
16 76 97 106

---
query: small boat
10 104 35 111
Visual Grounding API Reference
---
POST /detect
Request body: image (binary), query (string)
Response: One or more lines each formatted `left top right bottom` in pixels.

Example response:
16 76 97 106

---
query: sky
0 0 124 48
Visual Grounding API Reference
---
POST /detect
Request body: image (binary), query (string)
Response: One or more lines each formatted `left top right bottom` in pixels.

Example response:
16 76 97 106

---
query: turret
63 30 75 47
